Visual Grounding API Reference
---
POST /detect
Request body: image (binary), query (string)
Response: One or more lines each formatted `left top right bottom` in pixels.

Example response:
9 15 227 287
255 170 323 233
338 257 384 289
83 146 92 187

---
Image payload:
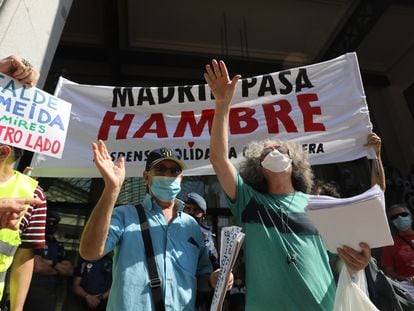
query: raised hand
204 59 241 107
0 55 40 87
92 140 125 190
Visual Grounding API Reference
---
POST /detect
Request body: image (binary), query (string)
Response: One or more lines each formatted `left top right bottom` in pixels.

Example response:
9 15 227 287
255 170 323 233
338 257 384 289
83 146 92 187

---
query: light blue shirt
104 194 213 311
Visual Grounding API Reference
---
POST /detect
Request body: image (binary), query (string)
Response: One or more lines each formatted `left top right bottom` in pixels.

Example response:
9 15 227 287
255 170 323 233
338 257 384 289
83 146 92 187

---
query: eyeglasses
390 212 410 220
184 204 204 214
151 164 182 177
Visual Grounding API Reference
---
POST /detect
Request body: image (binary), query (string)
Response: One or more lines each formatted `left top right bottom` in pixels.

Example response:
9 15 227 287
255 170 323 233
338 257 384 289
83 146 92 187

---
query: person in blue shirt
184 192 220 311
80 142 227 311
72 254 112 310
184 192 219 269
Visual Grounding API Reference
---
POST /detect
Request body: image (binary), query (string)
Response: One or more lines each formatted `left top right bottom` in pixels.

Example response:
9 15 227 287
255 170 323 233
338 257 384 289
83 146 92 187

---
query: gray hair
239 139 314 194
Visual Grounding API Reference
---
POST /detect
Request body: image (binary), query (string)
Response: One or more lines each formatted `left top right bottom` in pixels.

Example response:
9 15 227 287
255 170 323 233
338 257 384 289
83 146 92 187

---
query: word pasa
98 93 325 140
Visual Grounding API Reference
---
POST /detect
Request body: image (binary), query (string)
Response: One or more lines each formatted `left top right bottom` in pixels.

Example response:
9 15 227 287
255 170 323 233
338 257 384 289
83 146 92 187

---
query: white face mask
261 149 292 173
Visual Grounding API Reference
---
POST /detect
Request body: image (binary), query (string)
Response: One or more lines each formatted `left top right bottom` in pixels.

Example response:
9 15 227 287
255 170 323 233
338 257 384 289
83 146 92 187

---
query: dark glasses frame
151 163 182 177
390 212 410 220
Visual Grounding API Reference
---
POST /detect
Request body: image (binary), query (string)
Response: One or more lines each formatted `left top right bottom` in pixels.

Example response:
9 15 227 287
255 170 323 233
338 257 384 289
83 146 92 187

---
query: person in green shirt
204 59 372 310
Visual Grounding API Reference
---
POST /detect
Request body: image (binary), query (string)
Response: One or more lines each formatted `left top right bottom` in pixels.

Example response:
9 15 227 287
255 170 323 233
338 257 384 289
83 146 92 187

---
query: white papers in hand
305 185 393 253
210 226 245 311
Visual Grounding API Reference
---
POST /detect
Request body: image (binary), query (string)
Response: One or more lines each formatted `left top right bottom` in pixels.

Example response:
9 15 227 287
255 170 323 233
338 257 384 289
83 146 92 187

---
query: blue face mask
392 216 412 231
150 176 181 202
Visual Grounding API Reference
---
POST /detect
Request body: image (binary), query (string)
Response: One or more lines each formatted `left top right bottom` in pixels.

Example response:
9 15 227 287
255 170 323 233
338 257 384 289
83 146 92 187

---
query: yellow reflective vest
0 171 37 299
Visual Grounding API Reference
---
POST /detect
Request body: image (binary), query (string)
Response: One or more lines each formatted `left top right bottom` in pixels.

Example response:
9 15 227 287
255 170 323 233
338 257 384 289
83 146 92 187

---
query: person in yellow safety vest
0 147 38 295
0 55 47 311
0 144 48 311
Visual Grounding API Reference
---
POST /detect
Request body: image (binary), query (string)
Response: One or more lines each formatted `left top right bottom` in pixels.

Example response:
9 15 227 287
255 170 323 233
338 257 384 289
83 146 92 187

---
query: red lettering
3 127 23 143
51 140 61 154
229 107 258 134
33 136 44 150
133 113 168 138
97 111 134 140
262 100 298 133
25 135 61 154
25 133 34 148
173 109 214 137
297 93 325 132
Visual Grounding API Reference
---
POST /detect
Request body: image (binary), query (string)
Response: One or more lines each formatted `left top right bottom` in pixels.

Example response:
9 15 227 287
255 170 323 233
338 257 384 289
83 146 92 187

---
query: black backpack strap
135 204 165 311
365 258 405 311
365 259 378 305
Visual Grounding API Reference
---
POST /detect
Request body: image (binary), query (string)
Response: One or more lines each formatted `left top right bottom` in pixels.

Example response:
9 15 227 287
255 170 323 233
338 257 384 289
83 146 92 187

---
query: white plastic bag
333 265 379 311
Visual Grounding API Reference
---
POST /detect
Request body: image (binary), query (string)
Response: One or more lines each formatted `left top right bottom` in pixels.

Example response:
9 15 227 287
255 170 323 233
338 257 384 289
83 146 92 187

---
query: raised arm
80 140 125 260
204 60 241 201
365 132 386 191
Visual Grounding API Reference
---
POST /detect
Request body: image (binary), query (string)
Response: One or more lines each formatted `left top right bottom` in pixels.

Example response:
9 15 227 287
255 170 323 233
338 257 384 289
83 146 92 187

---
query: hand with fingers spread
0 55 40 87
337 242 371 275
0 197 42 230
92 140 125 190
204 59 241 107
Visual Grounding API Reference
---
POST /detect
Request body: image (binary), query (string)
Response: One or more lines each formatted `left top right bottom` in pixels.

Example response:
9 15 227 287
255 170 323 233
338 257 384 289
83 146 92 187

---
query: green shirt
227 173 335 310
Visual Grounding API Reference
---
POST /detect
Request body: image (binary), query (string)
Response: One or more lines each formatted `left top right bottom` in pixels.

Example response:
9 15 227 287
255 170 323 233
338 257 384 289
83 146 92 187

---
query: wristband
84 294 90 299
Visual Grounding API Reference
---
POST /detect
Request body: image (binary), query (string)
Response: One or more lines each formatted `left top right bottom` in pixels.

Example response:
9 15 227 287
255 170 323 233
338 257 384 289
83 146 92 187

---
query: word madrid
111 69 314 106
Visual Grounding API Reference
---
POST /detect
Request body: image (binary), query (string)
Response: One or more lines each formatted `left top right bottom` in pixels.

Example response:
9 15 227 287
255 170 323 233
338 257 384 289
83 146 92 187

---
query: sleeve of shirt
196 226 213 276
73 258 85 277
58 242 67 261
104 205 127 254
224 172 254 224
19 185 47 249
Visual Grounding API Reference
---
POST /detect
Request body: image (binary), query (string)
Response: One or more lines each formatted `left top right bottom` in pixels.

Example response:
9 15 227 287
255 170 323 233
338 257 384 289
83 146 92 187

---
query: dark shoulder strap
135 204 165 311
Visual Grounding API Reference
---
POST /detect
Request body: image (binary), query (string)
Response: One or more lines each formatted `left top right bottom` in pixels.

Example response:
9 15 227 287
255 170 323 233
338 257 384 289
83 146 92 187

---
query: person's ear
0 145 12 160
143 170 149 185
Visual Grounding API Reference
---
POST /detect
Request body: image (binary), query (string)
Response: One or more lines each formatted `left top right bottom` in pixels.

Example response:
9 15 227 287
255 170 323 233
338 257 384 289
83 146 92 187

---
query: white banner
31 53 374 177
0 74 71 158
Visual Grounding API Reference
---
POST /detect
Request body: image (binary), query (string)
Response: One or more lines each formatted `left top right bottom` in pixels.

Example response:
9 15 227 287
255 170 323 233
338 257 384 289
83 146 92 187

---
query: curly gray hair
239 139 314 194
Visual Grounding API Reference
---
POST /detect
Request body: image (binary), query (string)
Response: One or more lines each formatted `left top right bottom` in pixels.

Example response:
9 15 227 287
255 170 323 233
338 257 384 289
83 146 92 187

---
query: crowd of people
0 54 413 311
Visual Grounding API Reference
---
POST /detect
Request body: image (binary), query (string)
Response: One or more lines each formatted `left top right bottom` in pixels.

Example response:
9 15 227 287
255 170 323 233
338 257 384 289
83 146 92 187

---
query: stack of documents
305 185 394 253
210 226 245 311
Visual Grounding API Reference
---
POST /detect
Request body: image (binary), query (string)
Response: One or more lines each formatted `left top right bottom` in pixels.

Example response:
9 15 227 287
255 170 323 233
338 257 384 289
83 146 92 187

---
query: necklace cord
261 192 297 265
